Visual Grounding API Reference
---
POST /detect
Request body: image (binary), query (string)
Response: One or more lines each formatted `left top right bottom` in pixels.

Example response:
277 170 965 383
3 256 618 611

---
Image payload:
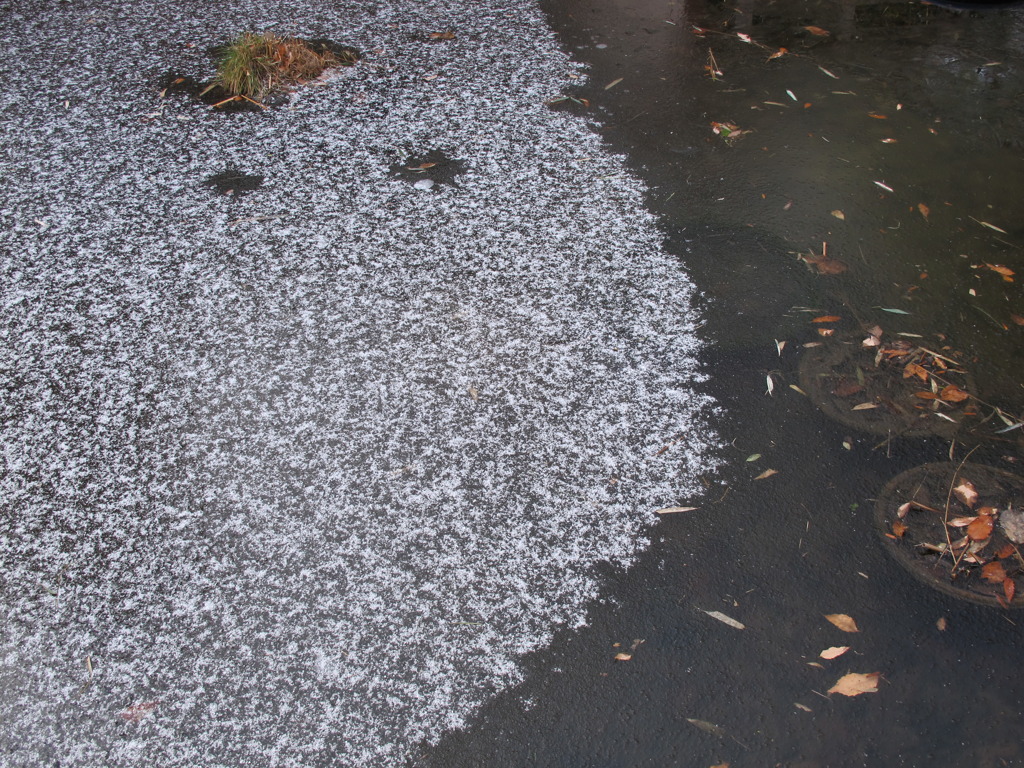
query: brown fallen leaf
801 253 848 274
967 515 994 541
804 25 831 36
813 315 842 323
1005 578 1016 603
903 362 929 381
832 381 863 397
1011 314 1024 326
825 613 859 633
982 561 1008 583
867 112 888 119
820 646 850 660
996 543 1016 559
918 203 930 220
892 521 908 538
429 31 456 40
831 210 845 220
829 672 880 697
615 652 633 661
940 385 969 403
936 617 948 631
754 469 778 480
953 480 979 509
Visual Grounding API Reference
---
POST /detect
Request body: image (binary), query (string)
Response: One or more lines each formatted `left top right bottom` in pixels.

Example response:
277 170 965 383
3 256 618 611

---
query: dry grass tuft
213 33 355 100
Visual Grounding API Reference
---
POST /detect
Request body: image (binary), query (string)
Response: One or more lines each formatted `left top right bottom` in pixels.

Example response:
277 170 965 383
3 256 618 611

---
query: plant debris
875 462 1024 607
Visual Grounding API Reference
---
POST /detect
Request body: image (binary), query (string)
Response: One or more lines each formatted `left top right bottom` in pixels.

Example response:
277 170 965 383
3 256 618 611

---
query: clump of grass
212 32 355 101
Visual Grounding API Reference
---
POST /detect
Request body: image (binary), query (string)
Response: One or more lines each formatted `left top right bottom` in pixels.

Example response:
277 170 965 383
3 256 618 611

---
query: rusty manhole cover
874 462 1024 607
798 332 977 438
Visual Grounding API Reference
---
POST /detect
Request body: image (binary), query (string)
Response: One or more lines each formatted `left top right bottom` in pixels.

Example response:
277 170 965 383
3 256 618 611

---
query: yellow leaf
831 210 845 220
824 613 859 632
828 672 880 697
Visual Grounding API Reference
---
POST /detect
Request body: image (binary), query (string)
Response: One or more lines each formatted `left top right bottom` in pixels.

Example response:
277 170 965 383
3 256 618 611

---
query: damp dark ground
422 1 1024 766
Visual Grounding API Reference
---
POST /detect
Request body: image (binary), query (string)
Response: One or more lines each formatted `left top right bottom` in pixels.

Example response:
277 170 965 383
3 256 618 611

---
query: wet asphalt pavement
426 1 1024 766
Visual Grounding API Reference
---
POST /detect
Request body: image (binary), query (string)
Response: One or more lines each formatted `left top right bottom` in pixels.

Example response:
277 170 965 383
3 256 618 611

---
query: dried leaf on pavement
828 672 880 697
703 610 746 630
820 646 850 659
825 613 859 633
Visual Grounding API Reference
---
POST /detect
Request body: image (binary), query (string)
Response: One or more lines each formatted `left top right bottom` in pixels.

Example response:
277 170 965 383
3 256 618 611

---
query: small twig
945 446 980 574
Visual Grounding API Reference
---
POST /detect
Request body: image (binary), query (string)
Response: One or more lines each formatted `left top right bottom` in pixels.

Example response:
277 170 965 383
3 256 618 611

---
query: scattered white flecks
0 0 720 766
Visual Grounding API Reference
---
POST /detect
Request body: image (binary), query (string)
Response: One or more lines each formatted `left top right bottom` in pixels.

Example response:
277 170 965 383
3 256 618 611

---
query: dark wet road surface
424 1 1024 766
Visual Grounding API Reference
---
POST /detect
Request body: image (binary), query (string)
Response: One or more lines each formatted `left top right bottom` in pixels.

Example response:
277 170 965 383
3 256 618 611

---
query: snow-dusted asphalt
0 1 718 765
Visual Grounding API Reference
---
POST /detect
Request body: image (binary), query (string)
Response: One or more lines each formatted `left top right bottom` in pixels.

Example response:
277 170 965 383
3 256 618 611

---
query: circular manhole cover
798 334 977 438
875 462 1024 607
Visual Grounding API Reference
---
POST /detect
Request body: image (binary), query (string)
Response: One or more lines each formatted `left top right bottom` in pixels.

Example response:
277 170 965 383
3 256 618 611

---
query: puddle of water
422 1 1024 765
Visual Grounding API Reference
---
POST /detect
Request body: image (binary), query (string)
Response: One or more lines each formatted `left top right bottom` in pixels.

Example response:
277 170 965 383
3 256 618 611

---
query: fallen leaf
687 718 727 738
852 403 878 411
1011 314 1024 326
914 391 939 400
825 613 859 633
820 646 850 659
813 315 841 323
429 31 456 40
947 516 978 527
703 610 746 630
710 764 730 768
746 453 762 462
790 384 809 395
982 561 1008 583
767 47 787 60
940 385 969 403
1000 508 1024 543
903 363 929 381
1005 578 1016 603
120 701 159 723
953 480 978 509
975 219 1008 234
936 617 948 631
829 672 880 697
605 77 624 90
892 521 908 537
831 210 845 220
996 543 1016 559
775 339 787 355
867 112 888 119
655 506 700 515
918 203 930 220
754 469 778 480
794 703 813 712
804 25 831 35
876 307 911 315
881 138 898 143
736 32 753 42
615 652 633 661
766 374 775 396
832 381 863 397
967 515 994 541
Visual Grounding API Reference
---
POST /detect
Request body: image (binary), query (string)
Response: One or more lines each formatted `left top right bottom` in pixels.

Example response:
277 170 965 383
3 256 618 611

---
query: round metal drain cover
875 462 1024 607
799 337 977 439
